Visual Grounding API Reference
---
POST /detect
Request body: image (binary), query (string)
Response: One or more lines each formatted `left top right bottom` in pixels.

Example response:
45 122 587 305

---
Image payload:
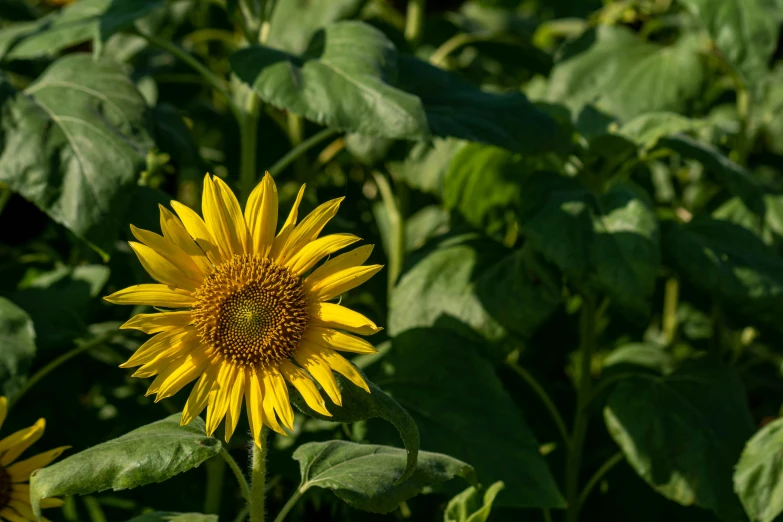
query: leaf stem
662 277 679 346
577 451 623 510
272 487 306 522
565 295 596 522
249 430 268 522
404 0 427 47
429 33 482 67
268 128 339 177
505 358 570 448
221 448 252 501
372 171 404 295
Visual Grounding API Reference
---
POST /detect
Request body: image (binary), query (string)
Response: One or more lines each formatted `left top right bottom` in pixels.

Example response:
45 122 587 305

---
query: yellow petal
159 205 213 274
303 327 377 354
285 234 360 276
294 342 341 406
154 351 211 402
120 311 192 334
0 397 7 432
132 337 199 379
206 363 236 436
39 498 65 509
0 419 45 466
129 242 200 291
305 244 373 287
245 370 271 443
306 265 383 302
259 373 287 435
279 360 331 417
182 367 218 426
276 198 343 264
263 369 293 431
171 200 224 265
131 225 204 284
103 284 195 308
270 184 306 260
244 172 278 257
0 506 27 522
308 345 370 393
224 369 246 442
308 302 380 335
202 175 249 257
8 447 70 482
120 327 198 369
8 500 34 520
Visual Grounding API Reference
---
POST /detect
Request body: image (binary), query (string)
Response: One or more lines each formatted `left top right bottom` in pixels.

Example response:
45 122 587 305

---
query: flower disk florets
192 254 309 368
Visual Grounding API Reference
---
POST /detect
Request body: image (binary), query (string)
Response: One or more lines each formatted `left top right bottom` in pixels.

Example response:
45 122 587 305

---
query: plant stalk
404 0 427 47
371 171 404 295
221 448 252 501
239 91 261 202
662 277 679 345
577 451 623 509
249 430 268 522
565 295 596 522
204 455 226 514
272 487 306 522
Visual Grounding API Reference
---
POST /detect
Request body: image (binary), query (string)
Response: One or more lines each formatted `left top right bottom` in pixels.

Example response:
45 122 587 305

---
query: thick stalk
371 171 404 295
565 295 596 522
204 456 226 514
249 431 268 522
272 487 306 522
404 0 426 47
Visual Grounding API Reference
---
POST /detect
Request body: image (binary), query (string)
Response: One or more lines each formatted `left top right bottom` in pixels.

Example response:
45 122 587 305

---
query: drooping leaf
663 218 783 328
292 440 476 513
29 414 221 520
267 0 368 54
604 358 753 520
547 25 704 120
371 328 564 508
125 514 218 522
389 233 561 347
520 174 660 316
444 481 505 522
0 0 165 61
734 417 783 522
0 297 36 399
677 0 780 90
289 370 420 482
0 54 154 256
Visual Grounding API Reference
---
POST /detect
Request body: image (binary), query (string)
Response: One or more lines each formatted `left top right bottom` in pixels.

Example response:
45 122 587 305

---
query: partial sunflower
106 173 382 446
0 397 69 522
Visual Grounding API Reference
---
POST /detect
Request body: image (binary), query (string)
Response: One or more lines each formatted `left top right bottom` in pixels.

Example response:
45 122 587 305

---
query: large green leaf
444 481 505 522
267 0 368 54
389 233 561 347
0 0 165 60
292 440 476 513
663 218 783 327
0 297 36 399
372 328 564 508
29 414 221 519
547 25 704 120
387 139 465 196
604 358 753 520
520 174 660 316
734 418 783 522
678 0 779 89
125 514 217 522
0 55 154 256
617 112 707 151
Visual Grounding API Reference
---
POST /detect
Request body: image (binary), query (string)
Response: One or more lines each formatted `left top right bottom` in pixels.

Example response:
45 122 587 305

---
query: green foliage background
1 0 783 521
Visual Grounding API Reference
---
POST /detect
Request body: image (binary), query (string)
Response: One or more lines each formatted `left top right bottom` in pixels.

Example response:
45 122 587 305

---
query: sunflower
0 397 68 522
105 173 382 446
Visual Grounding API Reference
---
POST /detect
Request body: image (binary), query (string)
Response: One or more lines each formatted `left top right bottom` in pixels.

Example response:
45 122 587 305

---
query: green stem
204 455 226 514
662 277 679 346
232 507 250 522
577 451 623 510
371 171 404 295
565 295 596 522
429 33 479 67
136 30 240 120
272 487 306 522
221 448 252 501
268 128 339 177
11 334 110 407
83 496 107 522
0 186 11 218
404 0 426 47
239 91 261 202
542 509 552 522
505 359 570 449
249 430 268 522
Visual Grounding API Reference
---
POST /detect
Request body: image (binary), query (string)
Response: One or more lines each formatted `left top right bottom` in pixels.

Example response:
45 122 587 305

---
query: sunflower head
0 397 69 521
106 173 383 446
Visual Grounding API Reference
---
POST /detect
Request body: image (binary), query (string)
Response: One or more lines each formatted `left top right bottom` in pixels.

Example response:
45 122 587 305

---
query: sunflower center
0 465 11 509
193 254 309 368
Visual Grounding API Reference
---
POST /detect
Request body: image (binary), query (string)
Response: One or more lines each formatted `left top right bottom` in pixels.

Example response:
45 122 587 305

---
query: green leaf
734 417 783 522
288 369 420 483
267 0 368 54
0 297 36 399
231 21 428 140
617 112 707 151
604 358 753 520
444 481 505 522
29 414 221 520
663 218 783 327
0 0 165 61
713 194 783 244
520 174 660 316
372 328 564 508
677 0 780 89
389 233 561 346
293 440 476 514
547 26 704 120
125 514 218 522
657 135 765 214
0 55 154 255
387 139 465 196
